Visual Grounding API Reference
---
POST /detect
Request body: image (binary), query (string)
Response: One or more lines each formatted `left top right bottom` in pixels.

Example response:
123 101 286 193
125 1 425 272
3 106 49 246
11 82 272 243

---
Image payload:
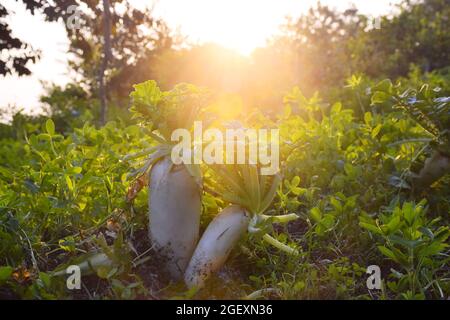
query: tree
98 0 112 125
61 0 175 124
0 0 89 76
262 3 373 95
353 0 450 78
0 2 40 75
1 1 174 124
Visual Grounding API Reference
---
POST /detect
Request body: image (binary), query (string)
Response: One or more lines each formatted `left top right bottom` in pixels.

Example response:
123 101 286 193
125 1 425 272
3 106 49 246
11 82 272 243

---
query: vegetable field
0 0 449 301
0 77 449 300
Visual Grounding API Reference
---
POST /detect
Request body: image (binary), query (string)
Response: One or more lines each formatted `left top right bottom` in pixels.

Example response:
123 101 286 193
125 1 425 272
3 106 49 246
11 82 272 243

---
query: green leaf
373 79 393 93
386 216 401 233
418 242 448 257
39 272 51 287
0 266 13 281
418 227 434 240
331 102 342 113
24 179 40 194
320 214 335 229
71 167 83 174
371 124 382 138
434 227 450 242
65 175 74 191
46 119 55 135
403 202 415 225
259 173 281 214
96 266 112 279
291 187 303 196
364 112 373 125
284 179 291 189
130 80 162 107
310 207 322 222
371 91 390 105
378 245 398 262
330 197 342 212
291 176 300 188
248 165 261 212
360 222 382 235
389 235 420 249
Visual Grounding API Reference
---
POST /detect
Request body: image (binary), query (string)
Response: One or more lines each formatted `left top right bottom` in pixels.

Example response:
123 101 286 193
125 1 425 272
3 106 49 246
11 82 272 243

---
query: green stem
260 213 299 224
122 146 158 161
147 131 168 144
262 233 299 256
386 138 432 147
244 288 280 300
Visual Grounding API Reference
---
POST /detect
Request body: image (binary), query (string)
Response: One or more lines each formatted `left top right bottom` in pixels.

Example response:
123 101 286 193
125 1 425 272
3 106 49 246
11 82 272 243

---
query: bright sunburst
149 0 398 55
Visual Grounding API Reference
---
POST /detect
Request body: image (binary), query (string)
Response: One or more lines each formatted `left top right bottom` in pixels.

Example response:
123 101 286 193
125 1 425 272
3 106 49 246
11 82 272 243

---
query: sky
0 0 401 115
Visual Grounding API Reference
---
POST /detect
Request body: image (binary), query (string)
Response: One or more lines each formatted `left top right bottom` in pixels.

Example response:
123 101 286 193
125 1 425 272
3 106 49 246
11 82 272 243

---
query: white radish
128 81 208 280
52 252 113 277
184 205 250 289
76 253 112 272
149 156 201 280
184 165 299 289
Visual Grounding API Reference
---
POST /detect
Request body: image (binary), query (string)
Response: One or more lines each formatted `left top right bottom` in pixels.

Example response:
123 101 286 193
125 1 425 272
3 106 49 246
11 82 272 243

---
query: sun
183 0 288 55
149 0 402 56
195 1 272 55
151 0 311 56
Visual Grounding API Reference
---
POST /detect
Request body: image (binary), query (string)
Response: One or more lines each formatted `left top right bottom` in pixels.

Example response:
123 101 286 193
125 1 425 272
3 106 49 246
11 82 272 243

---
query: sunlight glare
151 0 310 55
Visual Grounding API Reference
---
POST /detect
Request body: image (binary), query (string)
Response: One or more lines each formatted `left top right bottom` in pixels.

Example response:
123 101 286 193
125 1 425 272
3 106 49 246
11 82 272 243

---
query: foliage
129 80 210 139
370 78 449 153
0 118 151 298
360 200 450 299
1 0 450 301
1 75 449 300
0 2 39 75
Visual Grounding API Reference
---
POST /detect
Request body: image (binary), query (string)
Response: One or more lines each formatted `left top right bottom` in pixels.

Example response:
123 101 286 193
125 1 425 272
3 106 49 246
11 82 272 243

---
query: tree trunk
99 0 112 126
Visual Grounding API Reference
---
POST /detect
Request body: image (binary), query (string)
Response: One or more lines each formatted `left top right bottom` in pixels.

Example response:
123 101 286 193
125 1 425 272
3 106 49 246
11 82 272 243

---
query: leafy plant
126 80 211 280
360 200 450 299
370 79 450 190
185 164 299 289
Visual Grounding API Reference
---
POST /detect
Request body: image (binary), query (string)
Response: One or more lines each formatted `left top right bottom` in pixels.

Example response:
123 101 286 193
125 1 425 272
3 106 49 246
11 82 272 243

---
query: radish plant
126 80 209 279
184 164 299 289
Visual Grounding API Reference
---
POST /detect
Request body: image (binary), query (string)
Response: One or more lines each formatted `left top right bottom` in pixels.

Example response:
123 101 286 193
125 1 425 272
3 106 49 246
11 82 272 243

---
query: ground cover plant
0 75 449 300
0 0 449 301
